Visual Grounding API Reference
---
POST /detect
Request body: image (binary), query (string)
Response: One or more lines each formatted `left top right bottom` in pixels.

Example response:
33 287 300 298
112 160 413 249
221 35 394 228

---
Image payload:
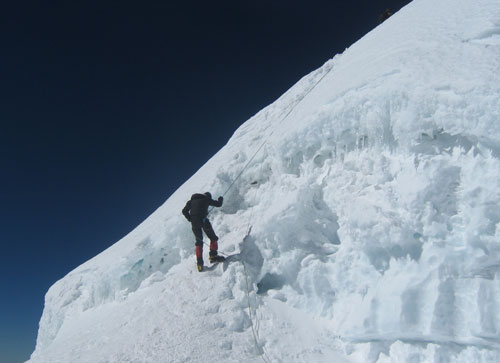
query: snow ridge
30 0 500 362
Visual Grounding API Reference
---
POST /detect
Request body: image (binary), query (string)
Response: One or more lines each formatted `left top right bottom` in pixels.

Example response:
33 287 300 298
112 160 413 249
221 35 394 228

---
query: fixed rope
242 256 272 363
208 63 334 214
205 225 272 363
203 62 334 361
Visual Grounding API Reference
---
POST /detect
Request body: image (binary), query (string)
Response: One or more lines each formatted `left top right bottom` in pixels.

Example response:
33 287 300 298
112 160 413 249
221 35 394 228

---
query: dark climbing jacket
182 193 223 221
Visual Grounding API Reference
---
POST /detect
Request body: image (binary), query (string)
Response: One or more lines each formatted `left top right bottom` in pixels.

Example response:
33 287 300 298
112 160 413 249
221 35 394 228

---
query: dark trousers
191 217 218 260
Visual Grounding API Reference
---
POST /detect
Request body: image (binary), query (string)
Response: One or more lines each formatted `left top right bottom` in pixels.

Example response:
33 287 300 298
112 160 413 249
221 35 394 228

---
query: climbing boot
209 255 225 263
197 258 204 272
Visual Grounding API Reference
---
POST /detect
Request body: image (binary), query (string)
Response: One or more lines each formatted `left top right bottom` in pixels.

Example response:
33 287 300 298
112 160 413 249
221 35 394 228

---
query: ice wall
31 0 500 361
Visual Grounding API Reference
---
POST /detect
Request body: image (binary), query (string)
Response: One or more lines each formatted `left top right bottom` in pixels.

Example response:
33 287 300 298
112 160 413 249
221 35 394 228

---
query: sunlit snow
28 0 500 362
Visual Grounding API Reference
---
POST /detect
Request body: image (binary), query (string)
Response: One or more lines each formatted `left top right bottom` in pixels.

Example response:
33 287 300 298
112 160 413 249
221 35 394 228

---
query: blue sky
0 1 407 361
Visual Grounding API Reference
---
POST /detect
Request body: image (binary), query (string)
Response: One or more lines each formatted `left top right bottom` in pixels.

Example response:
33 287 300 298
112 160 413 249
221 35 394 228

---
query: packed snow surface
29 0 500 362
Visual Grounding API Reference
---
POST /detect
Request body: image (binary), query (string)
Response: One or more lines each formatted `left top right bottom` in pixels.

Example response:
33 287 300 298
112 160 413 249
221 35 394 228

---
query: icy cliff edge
32 0 500 361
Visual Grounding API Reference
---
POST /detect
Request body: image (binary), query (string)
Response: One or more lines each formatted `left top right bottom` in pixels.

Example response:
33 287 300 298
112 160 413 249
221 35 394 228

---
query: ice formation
29 0 500 361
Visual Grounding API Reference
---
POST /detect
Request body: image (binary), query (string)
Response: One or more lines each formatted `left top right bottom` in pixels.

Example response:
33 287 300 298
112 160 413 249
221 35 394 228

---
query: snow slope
29 0 500 362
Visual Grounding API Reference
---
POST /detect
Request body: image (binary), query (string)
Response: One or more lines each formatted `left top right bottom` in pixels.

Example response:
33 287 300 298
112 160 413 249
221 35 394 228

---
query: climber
380 8 393 22
182 192 225 271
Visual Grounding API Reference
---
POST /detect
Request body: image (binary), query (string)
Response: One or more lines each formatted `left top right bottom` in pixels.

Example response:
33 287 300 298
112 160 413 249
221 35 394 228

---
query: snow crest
30 0 500 362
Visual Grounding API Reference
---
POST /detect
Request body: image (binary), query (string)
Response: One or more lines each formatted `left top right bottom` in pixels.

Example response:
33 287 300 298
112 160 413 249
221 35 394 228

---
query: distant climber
182 192 225 271
380 8 393 22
